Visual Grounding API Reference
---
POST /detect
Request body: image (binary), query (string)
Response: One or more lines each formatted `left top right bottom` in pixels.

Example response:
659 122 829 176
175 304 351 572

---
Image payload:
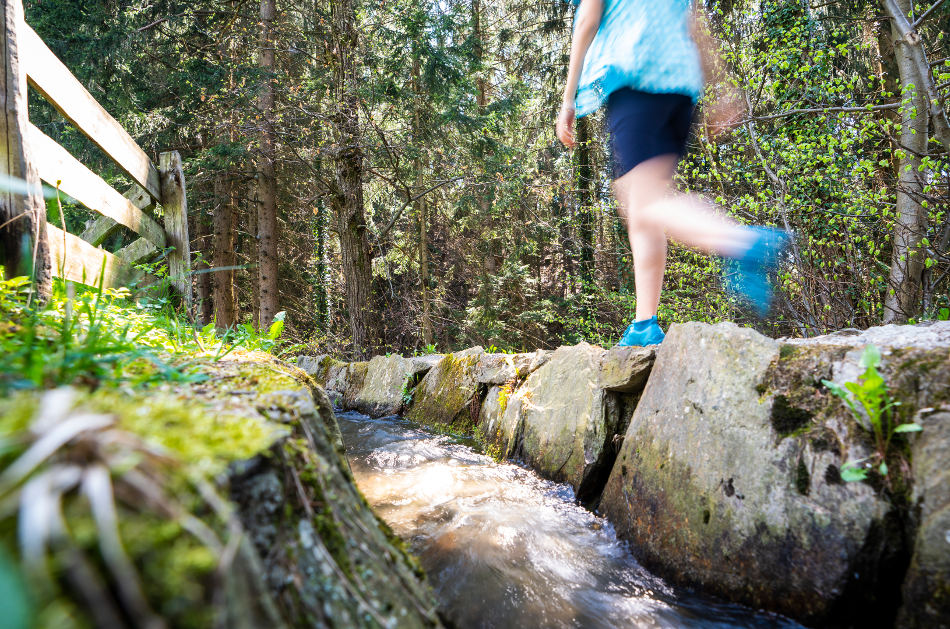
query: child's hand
556 103 576 148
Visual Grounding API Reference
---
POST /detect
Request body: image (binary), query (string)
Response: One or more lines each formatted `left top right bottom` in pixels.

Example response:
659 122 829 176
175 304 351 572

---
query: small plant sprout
821 344 922 480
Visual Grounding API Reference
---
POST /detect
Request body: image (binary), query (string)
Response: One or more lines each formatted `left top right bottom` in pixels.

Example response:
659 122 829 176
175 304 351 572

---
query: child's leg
614 154 759 320
613 156 674 322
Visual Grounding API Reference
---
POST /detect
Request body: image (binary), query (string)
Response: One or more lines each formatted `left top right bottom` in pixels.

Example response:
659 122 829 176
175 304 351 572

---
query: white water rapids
338 410 805 629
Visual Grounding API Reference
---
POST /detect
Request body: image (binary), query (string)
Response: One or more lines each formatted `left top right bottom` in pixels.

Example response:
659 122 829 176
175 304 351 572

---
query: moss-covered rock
404 347 484 430
476 343 653 504
600 321 950 627
0 352 442 629
351 354 442 418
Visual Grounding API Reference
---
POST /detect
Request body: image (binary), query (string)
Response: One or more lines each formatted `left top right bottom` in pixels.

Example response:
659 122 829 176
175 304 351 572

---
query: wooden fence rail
0 0 192 307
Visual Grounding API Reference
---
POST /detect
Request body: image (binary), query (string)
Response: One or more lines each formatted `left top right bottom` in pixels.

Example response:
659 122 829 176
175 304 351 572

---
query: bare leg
614 154 756 321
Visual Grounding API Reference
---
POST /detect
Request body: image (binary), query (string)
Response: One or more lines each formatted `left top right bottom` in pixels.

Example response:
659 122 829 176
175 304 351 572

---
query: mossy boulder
297 355 349 405
404 347 484 429
0 353 442 629
477 343 653 502
351 354 442 418
600 321 950 626
341 361 369 409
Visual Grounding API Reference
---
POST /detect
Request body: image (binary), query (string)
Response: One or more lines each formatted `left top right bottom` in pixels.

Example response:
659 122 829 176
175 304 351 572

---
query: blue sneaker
617 316 665 347
724 227 791 317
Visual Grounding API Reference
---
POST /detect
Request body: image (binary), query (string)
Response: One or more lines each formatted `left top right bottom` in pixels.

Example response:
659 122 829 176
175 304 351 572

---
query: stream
337 410 805 629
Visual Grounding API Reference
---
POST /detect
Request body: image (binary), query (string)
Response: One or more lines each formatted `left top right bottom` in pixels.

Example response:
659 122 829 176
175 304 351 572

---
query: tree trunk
0 0 50 298
257 0 279 328
194 208 213 324
315 197 329 331
411 47 434 347
248 188 260 329
212 171 237 328
330 0 378 357
883 0 930 323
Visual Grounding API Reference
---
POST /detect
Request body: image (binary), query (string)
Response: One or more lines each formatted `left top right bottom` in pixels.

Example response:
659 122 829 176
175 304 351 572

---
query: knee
625 201 659 232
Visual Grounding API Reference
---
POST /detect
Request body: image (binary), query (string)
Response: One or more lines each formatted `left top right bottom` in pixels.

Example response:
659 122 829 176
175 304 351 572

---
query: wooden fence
1 0 192 307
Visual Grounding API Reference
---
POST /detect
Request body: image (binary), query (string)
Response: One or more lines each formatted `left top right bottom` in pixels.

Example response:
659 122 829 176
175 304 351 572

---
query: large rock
0 355 442 628
351 354 443 418
900 407 950 628
479 343 654 502
297 355 350 405
474 350 551 385
598 345 656 392
230 374 442 628
404 347 484 428
600 321 950 626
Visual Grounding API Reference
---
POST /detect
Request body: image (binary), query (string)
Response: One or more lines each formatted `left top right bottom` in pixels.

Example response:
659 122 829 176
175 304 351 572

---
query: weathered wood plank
21 23 161 201
29 124 166 248
80 215 120 247
124 183 155 213
159 151 192 308
47 223 140 288
1 0 49 295
116 237 159 266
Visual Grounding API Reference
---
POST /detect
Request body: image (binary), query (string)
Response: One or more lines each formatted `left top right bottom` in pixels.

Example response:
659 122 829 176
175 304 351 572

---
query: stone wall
300 320 950 627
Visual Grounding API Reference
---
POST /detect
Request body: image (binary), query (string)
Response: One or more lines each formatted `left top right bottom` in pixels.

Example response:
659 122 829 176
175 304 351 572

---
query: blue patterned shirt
571 0 704 117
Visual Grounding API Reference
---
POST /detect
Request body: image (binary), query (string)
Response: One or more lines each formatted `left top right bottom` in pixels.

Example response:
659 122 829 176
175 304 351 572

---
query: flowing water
338 410 804 629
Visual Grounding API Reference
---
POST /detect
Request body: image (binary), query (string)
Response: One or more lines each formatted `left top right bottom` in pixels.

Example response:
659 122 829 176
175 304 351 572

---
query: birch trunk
883 0 930 323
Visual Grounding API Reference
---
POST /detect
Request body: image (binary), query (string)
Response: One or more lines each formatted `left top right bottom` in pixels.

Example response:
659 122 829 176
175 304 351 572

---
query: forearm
562 0 604 107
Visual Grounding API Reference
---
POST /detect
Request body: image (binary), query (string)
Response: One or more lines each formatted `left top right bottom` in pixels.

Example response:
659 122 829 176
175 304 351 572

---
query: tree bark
0 0 50 298
883 0 930 323
212 171 237 328
257 0 279 328
330 0 378 357
412 44 434 347
880 0 950 152
315 197 329 331
194 208 213 324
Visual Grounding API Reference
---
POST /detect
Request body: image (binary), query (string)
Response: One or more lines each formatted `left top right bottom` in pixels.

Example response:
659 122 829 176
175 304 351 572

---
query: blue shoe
724 227 791 317
617 316 665 347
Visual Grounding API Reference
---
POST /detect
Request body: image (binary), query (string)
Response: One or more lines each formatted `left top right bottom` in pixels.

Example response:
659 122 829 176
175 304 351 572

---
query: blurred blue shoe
617 316 665 347
724 227 791 317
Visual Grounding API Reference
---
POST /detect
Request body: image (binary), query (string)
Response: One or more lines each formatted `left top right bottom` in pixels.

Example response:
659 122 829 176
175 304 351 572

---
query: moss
809 427 841 455
796 458 811 496
0 354 311 629
771 395 814 436
779 344 799 359
472 426 504 462
404 351 481 432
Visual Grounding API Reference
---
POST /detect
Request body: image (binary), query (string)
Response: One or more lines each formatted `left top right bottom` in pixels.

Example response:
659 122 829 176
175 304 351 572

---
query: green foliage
0 267 298 394
821 345 922 479
400 377 415 407
209 311 301 358
0 270 191 393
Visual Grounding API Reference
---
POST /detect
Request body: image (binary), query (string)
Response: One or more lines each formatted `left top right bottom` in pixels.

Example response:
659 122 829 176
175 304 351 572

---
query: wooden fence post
0 0 49 297
159 150 192 310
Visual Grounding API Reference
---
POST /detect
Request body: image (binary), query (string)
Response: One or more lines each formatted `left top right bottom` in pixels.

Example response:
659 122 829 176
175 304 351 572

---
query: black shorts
606 88 695 180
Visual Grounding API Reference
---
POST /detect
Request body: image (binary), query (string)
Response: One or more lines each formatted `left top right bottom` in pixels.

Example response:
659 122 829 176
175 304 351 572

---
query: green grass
0 268 294 395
